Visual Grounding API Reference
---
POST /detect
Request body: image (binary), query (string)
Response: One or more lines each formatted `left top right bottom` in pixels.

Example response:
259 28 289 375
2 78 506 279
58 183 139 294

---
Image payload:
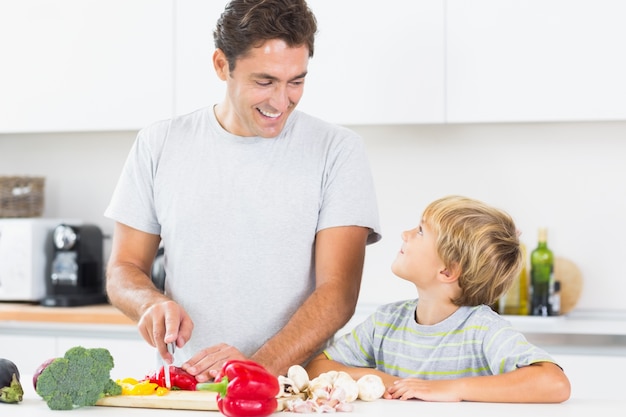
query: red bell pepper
196 360 280 417
144 366 197 391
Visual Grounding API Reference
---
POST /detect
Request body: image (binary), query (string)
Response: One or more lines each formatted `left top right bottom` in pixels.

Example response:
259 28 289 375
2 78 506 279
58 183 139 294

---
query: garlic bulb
332 372 359 402
308 374 333 400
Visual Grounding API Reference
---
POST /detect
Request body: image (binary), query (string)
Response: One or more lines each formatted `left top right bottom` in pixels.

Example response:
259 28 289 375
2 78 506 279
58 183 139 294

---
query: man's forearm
106 263 166 322
251 283 357 376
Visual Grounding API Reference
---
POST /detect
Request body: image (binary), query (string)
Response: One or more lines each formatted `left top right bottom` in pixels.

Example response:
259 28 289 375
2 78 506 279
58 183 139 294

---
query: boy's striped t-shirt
324 300 557 379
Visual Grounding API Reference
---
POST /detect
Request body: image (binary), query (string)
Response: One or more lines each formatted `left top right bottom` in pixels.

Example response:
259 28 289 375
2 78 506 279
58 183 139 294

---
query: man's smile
257 107 282 118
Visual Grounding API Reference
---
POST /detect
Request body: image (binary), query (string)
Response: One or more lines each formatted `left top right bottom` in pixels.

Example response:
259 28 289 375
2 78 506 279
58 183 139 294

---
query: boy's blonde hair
422 195 522 306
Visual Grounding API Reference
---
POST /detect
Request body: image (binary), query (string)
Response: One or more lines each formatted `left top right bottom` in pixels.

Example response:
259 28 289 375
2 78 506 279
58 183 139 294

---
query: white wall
1 121 625 313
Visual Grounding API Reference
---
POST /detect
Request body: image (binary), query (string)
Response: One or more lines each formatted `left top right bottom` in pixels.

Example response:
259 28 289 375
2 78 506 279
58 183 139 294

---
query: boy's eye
417 226 423 236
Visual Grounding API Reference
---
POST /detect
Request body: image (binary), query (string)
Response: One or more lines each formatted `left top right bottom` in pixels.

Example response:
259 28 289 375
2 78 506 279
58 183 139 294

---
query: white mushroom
287 365 310 392
277 375 295 396
357 374 385 401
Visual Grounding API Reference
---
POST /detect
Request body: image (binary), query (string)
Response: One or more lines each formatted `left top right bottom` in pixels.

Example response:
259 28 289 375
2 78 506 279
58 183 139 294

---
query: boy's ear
440 263 461 283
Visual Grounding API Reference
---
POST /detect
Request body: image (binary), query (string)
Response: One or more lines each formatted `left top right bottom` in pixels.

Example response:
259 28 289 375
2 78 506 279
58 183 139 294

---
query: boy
305 195 571 403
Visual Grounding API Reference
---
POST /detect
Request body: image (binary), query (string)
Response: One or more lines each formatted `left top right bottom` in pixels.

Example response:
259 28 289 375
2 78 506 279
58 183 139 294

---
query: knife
164 342 175 389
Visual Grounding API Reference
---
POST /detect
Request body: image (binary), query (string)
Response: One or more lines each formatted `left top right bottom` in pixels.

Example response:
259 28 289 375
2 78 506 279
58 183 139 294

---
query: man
105 0 380 381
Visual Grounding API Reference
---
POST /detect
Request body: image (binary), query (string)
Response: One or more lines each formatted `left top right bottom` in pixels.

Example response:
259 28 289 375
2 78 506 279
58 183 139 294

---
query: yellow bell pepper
115 378 169 396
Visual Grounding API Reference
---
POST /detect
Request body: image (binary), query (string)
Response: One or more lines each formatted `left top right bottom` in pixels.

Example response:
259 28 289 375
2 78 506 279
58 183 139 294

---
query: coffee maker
41 223 108 307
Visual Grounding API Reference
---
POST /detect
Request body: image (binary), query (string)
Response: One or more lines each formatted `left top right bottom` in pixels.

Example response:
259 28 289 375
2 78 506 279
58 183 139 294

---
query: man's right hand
137 298 194 363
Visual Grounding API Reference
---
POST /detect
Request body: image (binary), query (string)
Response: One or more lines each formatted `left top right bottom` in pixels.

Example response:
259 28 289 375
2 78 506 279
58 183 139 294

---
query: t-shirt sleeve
483 320 558 374
323 314 378 368
316 133 381 245
104 125 163 235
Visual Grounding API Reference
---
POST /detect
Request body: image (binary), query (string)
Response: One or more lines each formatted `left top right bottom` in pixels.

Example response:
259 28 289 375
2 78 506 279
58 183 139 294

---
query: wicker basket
0 176 45 218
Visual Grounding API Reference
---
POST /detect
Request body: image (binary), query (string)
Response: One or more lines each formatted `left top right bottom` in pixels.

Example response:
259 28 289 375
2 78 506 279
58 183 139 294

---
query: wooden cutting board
554 256 583 314
95 390 302 411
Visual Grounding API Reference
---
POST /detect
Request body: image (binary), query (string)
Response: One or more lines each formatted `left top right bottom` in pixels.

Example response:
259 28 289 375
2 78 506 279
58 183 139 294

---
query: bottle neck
537 228 549 248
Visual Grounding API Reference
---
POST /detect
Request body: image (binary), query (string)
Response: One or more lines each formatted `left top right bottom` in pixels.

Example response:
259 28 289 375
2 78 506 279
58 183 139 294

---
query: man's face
214 39 309 138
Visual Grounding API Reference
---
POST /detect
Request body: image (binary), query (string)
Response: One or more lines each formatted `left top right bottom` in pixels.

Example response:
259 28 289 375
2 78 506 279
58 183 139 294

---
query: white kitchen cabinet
173 0 226 117
0 333 153 382
300 0 445 125
57 336 156 380
174 0 445 125
0 0 173 133
446 0 626 123
0 334 56 378
7 1 623 132
553 354 626 400
0 323 155 381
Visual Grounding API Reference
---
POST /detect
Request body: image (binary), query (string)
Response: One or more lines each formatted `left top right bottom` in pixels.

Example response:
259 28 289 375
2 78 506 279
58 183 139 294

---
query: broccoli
35 346 122 410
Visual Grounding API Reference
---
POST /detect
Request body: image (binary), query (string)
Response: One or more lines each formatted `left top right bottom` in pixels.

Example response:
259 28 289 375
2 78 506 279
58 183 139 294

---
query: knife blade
164 342 175 389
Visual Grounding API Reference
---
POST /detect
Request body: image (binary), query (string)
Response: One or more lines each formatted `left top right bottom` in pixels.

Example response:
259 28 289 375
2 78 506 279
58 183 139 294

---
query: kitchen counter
9 378 625 417
3 302 626 339
503 311 626 336
0 302 133 325
0 303 152 379
3 305 626 414
3 303 626 404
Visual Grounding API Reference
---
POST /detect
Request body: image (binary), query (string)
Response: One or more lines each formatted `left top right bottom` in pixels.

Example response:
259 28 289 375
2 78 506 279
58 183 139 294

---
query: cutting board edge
95 391 303 411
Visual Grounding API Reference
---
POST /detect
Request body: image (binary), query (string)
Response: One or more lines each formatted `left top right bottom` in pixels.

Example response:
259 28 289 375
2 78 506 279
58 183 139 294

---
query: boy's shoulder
375 299 418 314
369 299 417 322
459 305 515 330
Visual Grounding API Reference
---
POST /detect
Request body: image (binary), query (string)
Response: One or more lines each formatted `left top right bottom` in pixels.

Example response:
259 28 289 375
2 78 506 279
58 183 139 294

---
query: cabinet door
553 354 626 400
0 334 56 378
174 0 226 117
446 0 626 123
57 336 156 380
174 0 445 125
302 0 445 125
0 0 173 133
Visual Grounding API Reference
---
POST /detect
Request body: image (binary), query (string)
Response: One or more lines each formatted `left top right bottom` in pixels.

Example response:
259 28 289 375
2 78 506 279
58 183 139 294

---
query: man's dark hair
214 0 317 71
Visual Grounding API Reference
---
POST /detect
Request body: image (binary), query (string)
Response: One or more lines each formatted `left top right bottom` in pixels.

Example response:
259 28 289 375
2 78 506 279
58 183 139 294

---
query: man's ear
440 263 461 283
213 48 229 81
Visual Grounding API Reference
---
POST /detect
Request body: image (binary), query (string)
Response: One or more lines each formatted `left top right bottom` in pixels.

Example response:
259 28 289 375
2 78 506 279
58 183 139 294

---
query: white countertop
10 396 626 417
503 310 626 336
10 375 626 417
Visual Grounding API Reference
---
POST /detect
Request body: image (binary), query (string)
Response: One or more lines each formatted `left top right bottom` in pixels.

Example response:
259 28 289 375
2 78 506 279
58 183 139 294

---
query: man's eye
256 81 272 86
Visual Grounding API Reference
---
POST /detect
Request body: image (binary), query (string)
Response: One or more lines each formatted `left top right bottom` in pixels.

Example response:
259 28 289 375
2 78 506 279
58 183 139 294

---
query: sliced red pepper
196 360 280 417
144 366 197 391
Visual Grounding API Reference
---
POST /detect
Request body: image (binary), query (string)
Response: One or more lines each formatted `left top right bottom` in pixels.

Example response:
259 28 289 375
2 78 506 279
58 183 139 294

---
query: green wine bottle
530 228 554 316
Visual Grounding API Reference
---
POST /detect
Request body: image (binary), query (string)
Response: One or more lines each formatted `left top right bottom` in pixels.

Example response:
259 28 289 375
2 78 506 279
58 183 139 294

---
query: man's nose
270 85 290 112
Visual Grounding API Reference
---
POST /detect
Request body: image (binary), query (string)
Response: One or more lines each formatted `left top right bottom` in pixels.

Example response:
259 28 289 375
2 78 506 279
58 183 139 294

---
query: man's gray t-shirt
105 107 381 362
325 301 558 378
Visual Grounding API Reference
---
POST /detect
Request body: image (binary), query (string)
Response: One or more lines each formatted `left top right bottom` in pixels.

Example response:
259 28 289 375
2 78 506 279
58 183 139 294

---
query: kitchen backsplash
1 121 625 313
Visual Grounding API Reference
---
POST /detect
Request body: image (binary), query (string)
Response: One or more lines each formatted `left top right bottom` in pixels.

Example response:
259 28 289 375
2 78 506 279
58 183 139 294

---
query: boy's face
213 38 309 138
391 220 445 286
